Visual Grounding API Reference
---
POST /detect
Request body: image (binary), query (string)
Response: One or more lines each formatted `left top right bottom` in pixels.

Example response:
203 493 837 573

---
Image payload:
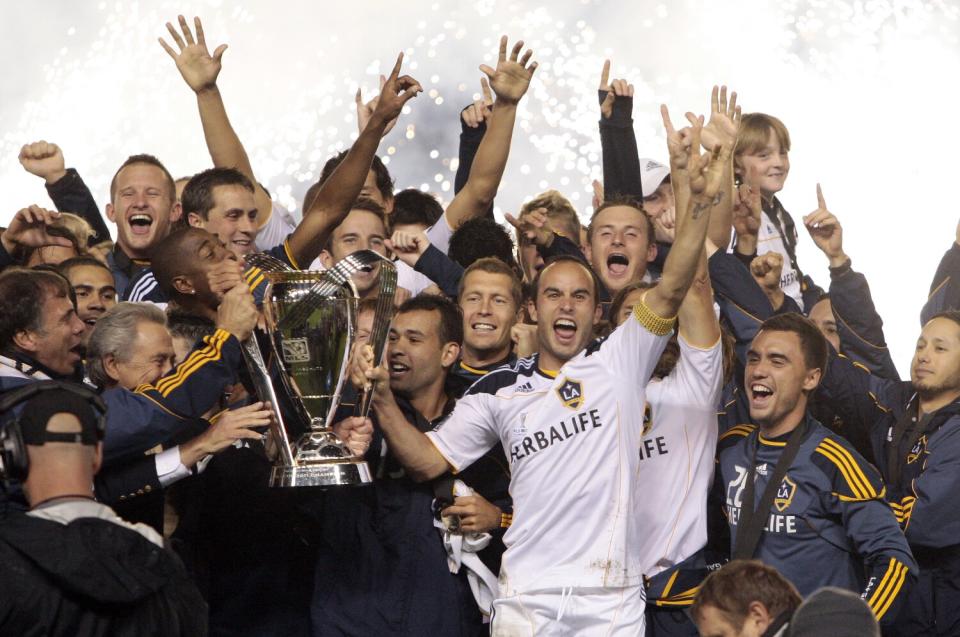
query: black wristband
828 256 852 278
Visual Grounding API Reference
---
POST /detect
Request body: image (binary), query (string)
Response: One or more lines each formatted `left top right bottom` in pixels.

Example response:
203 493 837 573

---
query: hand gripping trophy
241 250 396 487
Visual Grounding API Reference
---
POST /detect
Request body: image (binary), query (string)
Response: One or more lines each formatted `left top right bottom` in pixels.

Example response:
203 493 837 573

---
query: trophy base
270 460 372 488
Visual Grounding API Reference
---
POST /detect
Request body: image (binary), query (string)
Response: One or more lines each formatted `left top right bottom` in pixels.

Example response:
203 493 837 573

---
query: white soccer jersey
426 307 672 593
396 213 454 295
636 336 723 577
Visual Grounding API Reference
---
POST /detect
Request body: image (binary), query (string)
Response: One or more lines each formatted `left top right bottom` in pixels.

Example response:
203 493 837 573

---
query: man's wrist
735 237 758 256
828 252 850 270
42 170 68 186
194 84 221 98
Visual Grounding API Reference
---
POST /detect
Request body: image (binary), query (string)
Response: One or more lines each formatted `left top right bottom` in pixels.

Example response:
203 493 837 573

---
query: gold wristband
633 293 677 336
500 512 513 529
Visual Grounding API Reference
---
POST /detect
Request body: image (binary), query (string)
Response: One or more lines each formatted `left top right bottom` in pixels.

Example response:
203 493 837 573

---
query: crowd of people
0 13 958 637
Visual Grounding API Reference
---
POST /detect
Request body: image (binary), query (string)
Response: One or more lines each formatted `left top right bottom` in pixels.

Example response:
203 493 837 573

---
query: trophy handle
240 336 295 467
357 255 397 419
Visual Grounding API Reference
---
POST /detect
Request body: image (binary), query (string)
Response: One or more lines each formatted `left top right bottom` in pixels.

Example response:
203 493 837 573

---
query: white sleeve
425 393 499 473
154 446 192 488
593 304 674 385
669 335 724 409
425 212 455 254
396 260 434 296
255 202 298 253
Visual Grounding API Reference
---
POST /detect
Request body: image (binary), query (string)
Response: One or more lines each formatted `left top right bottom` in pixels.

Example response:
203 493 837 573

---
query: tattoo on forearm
692 202 710 219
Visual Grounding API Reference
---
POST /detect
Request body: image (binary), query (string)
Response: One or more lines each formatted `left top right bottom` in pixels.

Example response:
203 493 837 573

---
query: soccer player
351 113 729 634
717 313 916 628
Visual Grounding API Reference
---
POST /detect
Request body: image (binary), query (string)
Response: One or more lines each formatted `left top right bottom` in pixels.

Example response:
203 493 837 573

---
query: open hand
479 36 537 104
700 85 740 152
159 15 226 93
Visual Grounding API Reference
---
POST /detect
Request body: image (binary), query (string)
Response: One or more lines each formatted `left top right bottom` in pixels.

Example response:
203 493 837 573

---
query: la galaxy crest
907 435 927 465
774 475 797 512
556 377 584 410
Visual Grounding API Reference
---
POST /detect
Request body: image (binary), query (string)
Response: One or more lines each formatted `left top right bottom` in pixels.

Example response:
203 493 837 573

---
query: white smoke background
1 0 958 374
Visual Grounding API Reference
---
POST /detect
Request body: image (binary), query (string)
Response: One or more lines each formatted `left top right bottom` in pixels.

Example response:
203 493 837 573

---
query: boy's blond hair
734 113 791 158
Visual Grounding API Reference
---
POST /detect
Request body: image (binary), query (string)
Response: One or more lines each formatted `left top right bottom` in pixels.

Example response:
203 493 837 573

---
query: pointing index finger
388 52 404 81
816 183 826 210
480 76 493 104
600 59 610 89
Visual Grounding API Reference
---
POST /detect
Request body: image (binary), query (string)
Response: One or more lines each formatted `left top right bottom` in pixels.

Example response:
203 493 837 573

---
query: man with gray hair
87 302 270 530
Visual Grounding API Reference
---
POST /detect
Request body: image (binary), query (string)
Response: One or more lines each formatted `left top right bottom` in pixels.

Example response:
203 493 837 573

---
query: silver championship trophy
241 250 397 487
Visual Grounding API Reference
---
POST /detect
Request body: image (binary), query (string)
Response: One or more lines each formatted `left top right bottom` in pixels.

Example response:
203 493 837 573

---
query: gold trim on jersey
719 424 756 441
866 557 909 619
815 438 879 501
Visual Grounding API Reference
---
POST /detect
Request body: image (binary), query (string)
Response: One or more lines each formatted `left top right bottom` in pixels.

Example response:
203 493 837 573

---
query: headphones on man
0 381 107 482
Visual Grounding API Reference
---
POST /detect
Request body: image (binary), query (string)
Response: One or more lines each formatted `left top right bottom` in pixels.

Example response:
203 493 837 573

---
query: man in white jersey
353 114 730 635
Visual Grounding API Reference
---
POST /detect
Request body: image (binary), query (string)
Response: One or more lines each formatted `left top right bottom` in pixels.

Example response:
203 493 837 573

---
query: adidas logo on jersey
515 382 534 393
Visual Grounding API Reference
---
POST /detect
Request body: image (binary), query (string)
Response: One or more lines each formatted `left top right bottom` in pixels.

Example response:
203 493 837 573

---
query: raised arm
290 54 420 265
803 185 898 379
443 36 537 231
351 344 449 481
160 16 273 226
597 59 643 201
453 79 493 200
19 142 111 245
645 107 730 319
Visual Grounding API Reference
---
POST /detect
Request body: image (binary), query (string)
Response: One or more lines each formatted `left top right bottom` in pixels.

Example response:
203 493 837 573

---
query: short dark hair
324 197 387 254
930 310 960 332
392 189 444 229
57 256 112 279
306 152 393 213
532 255 602 306
756 313 828 373
588 196 655 244
151 227 206 301
397 294 463 347
448 218 518 271
166 308 216 352
181 167 255 223
0 268 72 348
692 560 801 628
110 154 176 204
459 257 523 309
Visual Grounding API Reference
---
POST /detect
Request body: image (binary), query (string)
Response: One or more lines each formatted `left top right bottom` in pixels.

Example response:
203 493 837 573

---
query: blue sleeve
101 329 243 462
813 438 916 623
921 243 960 325
829 264 900 380
817 345 910 464
898 423 960 549
414 244 463 299
45 168 111 246
709 249 802 363
597 90 642 200
453 110 493 219
538 233 585 262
